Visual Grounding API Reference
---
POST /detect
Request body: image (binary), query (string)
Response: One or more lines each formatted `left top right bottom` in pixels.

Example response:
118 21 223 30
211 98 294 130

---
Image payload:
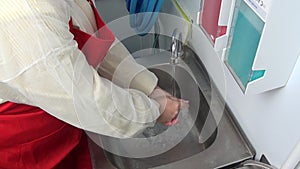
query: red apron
0 0 114 168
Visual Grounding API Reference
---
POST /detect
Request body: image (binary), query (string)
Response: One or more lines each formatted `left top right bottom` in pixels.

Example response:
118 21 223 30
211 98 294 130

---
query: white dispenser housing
223 0 299 94
173 0 299 94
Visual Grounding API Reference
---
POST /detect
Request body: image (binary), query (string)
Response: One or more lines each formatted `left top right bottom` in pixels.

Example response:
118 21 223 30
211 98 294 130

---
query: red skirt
0 102 92 169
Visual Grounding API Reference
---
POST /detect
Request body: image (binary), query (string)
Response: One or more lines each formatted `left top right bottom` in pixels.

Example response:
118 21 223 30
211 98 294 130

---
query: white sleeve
99 39 158 96
0 1 160 138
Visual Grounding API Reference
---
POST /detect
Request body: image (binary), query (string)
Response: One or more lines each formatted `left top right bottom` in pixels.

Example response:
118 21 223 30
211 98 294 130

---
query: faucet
170 28 184 64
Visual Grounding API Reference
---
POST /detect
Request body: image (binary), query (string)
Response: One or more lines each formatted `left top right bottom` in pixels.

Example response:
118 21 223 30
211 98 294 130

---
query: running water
142 64 179 137
171 64 177 97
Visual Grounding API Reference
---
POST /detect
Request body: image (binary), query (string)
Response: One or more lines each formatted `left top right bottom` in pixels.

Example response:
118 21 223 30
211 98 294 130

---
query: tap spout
170 28 183 64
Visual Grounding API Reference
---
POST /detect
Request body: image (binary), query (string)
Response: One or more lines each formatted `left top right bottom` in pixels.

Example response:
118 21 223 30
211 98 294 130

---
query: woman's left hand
149 86 189 125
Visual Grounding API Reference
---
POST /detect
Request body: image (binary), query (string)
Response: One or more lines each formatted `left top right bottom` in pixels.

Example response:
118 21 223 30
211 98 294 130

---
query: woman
0 0 187 168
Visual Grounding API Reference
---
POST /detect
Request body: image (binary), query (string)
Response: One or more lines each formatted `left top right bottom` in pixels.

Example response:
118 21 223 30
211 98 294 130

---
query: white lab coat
0 0 160 138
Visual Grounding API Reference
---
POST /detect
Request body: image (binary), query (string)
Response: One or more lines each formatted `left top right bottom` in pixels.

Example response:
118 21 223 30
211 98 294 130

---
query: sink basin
104 63 218 169
89 46 255 169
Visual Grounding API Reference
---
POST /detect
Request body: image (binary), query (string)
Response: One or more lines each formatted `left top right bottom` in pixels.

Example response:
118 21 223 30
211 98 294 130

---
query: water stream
171 64 177 97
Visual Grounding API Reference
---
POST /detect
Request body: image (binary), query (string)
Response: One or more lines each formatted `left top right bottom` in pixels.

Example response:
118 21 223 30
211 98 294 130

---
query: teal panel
225 0 265 89
251 70 265 81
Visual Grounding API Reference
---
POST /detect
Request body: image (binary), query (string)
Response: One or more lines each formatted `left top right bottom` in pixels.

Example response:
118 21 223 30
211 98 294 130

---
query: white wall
224 52 300 168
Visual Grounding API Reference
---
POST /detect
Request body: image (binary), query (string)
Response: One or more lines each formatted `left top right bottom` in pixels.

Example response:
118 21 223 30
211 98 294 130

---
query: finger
165 121 173 126
152 91 167 99
163 90 172 97
176 98 189 109
168 96 189 103
155 86 172 97
170 118 179 125
168 97 189 110
164 116 179 126
179 99 189 103
170 101 180 123
167 95 180 102
180 101 189 109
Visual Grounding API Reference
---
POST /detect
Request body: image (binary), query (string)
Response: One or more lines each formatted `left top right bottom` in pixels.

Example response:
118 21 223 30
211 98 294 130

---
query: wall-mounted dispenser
198 0 234 53
224 0 300 94
172 0 299 94
224 0 265 91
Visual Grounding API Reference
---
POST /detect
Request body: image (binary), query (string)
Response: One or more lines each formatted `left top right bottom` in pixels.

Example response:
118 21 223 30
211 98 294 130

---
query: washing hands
149 86 189 126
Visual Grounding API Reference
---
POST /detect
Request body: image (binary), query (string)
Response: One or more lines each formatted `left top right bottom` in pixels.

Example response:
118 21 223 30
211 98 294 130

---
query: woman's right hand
149 86 189 125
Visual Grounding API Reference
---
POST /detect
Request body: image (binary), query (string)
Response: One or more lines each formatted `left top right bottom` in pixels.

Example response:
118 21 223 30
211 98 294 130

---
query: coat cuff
130 69 158 96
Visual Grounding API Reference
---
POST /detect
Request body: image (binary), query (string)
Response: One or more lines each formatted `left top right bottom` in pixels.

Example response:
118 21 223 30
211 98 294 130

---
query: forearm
0 51 160 138
98 39 158 96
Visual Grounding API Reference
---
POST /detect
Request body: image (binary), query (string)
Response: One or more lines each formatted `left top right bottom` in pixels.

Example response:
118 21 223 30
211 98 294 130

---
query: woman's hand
149 86 189 125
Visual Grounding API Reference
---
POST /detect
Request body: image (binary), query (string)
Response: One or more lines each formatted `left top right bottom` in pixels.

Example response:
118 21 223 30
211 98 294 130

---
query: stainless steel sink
104 63 218 169
98 46 255 169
